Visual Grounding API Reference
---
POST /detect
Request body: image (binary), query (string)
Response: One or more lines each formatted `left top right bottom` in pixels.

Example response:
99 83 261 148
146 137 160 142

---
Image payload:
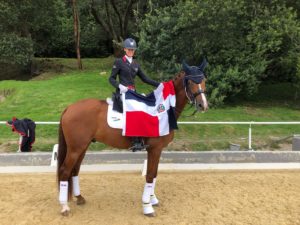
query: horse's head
182 59 208 112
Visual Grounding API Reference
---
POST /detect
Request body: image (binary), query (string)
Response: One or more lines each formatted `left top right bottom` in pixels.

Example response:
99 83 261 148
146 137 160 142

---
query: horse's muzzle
197 102 208 112
196 93 208 112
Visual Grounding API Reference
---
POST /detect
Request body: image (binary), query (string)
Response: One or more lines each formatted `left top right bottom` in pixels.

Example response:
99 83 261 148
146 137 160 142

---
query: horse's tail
57 111 73 199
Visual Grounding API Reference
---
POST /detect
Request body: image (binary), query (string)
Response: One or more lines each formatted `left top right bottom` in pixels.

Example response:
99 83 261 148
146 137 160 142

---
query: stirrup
129 143 149 152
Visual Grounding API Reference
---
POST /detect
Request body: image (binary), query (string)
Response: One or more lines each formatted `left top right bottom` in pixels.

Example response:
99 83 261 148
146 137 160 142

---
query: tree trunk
72 0 82 70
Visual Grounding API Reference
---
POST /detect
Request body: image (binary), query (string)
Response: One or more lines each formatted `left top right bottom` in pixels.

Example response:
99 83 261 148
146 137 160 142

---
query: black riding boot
130 137 147 152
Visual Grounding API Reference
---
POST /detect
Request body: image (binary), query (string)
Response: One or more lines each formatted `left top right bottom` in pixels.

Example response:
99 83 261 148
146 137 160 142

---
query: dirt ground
1 170 300 225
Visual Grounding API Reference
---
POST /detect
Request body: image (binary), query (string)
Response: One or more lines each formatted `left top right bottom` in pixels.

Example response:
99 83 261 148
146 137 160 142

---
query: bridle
183 74 205 106
180 59 208 115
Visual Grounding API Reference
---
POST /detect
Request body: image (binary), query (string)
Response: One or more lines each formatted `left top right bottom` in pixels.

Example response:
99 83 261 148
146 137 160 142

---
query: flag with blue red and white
122 80 178 137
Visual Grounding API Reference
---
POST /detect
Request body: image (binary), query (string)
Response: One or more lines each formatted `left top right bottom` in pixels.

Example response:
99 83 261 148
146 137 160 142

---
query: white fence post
249 122 252 150
50 144 59 167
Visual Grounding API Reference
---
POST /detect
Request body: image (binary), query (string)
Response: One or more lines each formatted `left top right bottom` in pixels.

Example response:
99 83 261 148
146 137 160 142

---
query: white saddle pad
107 99 123 129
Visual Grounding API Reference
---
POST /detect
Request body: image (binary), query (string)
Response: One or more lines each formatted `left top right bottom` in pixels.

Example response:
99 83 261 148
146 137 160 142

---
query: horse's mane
173 71 185 81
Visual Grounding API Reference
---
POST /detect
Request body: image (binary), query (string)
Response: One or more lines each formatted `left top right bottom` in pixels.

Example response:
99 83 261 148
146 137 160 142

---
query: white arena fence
1 121 300 150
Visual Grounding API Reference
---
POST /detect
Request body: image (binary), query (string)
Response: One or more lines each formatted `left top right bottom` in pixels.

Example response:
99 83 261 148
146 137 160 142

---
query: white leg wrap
142 182 153 203
59 181 68 205
150 195 159 205
151 178 156 195
142 182 155 215
150 178 159 205
72 176 80 196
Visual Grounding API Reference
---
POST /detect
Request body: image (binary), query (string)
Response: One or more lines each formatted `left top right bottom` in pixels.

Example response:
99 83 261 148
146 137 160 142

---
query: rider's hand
119 84 128 94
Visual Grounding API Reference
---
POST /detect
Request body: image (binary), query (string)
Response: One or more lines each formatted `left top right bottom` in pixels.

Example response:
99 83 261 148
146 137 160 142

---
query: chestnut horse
57 61 208 216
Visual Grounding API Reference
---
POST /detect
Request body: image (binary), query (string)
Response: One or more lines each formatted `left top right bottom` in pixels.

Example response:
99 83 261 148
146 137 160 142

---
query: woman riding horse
109 38 159 151
57 59 208 217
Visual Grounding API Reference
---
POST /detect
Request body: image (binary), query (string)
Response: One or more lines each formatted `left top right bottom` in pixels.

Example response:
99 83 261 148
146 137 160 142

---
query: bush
138 0 300 106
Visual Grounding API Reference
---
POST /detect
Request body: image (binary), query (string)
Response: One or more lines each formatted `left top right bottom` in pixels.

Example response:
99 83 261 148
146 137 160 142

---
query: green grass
0 57 300 152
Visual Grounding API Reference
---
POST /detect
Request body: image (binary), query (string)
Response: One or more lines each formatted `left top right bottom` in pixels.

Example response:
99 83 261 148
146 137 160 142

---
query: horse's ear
182 60 191 75
198 58 208 72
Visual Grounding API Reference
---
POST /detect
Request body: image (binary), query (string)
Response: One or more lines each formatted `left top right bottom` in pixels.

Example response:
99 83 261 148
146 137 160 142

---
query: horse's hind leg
59 152 76 215
59 149 84 216
72 151 86 205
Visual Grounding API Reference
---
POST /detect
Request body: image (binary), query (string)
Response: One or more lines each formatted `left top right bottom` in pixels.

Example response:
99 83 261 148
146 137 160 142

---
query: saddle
106 97 147 151
106 98 123 129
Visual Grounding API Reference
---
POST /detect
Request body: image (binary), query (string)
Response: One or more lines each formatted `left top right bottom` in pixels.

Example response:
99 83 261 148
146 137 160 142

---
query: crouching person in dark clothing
6 117 36 152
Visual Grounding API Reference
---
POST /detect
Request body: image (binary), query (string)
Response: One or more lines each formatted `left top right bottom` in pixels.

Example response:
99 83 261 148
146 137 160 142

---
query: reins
180 104 198 118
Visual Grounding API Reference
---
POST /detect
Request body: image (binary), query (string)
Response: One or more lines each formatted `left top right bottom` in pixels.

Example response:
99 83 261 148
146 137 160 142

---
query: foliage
0 0 111 78
0 0 299 106
40 0 111 58
138 0 300 106
0 1 32 66
0 34 33 66
0 0 67 62
0 0 70 80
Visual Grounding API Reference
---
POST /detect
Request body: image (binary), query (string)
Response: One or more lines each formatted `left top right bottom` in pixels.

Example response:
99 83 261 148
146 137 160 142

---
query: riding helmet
123 38 137 50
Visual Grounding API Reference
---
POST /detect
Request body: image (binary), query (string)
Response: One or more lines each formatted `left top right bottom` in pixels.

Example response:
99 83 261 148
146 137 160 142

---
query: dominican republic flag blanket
122 80 178 137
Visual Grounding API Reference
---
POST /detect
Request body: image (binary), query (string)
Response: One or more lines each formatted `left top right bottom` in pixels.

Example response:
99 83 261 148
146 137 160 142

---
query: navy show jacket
109 56 159 91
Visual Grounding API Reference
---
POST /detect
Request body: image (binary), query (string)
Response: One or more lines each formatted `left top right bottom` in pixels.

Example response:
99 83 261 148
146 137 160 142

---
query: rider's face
124 48 135 57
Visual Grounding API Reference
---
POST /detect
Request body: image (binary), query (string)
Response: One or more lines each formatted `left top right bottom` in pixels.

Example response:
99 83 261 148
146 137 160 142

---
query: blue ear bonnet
182 59 207 84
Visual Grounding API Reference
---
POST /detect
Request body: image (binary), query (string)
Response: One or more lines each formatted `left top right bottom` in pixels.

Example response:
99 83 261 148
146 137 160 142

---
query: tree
294 56 300 100
0 0 68 79
71 0 83 69
0 1 34 66
90 0 138 55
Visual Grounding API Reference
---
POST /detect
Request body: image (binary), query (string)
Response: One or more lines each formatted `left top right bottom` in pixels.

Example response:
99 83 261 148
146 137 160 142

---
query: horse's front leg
142 147 162 217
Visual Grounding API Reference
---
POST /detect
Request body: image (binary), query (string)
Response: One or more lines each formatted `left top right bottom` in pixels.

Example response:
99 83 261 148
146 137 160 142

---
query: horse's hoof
145 212 156 217
61 204 70 216
150 195 159 207
76 195 86 205
61 210 69 216
152 203 159 207
143 202 155 216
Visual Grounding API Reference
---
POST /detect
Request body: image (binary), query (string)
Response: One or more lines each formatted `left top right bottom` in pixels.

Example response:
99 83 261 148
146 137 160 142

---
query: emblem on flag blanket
157 104 165 113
